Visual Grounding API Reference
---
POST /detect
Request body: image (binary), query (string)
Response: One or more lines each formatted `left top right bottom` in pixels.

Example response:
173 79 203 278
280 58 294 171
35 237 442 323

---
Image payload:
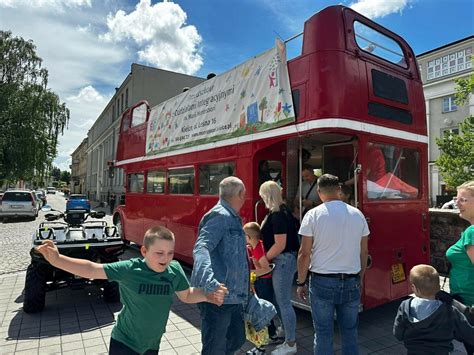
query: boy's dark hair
317 174 340 194
410 264 440 296
143 226 175 249
243 222 262 240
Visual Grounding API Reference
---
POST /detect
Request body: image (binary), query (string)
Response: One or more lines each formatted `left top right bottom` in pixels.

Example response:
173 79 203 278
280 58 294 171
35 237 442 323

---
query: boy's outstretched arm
176 285 228 305
35 240 107 280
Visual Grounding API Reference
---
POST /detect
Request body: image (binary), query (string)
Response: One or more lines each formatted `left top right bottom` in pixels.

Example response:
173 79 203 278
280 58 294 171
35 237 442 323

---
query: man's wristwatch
296 280 306 287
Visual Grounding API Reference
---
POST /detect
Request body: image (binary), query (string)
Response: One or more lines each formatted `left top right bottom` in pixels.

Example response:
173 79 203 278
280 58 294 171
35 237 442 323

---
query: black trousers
109 337 158 355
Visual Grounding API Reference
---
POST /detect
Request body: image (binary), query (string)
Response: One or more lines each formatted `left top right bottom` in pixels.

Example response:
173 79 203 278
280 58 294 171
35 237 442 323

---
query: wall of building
417 36 473 205
84 63 205 203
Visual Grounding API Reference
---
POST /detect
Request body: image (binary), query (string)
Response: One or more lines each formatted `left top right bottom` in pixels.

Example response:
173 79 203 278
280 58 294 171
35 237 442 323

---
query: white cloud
59 85 110 156
101 0 203 74
349 0 411 19
0 0 91 9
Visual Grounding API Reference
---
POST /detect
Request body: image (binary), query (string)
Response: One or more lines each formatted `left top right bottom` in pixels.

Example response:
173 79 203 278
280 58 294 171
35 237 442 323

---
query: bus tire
23 262 46 313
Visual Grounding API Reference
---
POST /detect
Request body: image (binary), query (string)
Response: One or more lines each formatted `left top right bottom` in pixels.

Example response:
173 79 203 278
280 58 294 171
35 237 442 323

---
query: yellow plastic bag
245 321 269 348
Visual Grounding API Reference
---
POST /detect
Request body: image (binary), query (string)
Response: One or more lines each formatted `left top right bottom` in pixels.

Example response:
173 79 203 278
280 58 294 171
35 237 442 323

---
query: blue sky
0 0 473 171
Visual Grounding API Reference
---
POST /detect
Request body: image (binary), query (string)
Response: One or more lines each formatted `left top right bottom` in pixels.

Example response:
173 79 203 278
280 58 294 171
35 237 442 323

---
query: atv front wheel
23 262 46 313
103 281 120 303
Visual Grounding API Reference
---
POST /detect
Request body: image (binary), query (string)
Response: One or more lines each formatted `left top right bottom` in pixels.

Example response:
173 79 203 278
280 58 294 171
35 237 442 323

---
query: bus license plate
391 263 406 283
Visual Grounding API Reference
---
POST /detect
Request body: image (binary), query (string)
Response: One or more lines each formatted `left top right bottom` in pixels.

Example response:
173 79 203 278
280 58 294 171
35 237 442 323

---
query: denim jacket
191 199 249 304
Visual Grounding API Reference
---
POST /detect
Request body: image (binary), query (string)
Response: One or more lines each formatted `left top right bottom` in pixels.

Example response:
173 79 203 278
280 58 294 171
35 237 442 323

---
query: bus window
366 143 420 199
127 173 144 193
131 103 147 127
199 162 235 195
169 167 194 194
354 21 407 68
147 170 166 194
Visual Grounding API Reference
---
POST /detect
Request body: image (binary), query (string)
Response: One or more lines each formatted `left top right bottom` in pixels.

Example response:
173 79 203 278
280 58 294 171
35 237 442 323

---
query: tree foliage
60 170 71 185
436 72 474 188
0 31 69 183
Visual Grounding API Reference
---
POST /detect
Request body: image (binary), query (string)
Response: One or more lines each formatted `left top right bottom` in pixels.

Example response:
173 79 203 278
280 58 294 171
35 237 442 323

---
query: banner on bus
145 39 295 155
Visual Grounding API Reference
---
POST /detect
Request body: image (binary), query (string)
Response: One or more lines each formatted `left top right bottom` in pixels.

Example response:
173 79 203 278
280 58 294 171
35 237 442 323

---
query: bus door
253 141 286 225
359 140 429 309
323 141 359 206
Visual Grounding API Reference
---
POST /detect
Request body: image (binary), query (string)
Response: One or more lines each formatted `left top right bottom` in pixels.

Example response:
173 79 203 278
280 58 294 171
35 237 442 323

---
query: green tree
51 166 61 182
435 73 474 188
0 31 69 184
60 170 71 185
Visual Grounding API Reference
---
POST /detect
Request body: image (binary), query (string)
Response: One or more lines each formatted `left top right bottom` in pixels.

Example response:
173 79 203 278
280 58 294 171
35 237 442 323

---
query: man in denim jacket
191 176 249 355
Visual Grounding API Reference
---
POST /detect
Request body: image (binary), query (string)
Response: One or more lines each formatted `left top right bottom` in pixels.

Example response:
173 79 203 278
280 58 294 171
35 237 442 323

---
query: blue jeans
309 274 361 355
272 252 297 342
198 303 246 355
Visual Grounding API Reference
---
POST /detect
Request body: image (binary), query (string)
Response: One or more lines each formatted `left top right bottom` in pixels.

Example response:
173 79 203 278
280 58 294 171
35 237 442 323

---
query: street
0 193 468 354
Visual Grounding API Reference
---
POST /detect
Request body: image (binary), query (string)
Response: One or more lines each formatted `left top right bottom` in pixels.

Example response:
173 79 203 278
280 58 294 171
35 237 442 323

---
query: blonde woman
259 181 300 354
446 180 474 355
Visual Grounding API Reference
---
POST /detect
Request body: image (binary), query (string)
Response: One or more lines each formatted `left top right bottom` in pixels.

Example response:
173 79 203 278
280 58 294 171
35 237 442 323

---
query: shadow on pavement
7 285 121 342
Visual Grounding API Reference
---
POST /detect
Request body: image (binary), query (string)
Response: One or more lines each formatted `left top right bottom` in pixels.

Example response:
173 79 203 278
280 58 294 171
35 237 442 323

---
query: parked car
0 190 38 220
46 187 56 194
66 194 91 212
34 191 47 208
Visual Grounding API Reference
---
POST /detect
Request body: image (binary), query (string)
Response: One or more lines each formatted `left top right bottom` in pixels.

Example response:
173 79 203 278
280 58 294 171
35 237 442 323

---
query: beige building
70 138 88 194
417 36 473 206
85 63 205 203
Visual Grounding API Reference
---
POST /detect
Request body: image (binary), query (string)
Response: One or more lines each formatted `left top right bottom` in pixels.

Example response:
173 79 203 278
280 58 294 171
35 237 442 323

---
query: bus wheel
115 217 129 245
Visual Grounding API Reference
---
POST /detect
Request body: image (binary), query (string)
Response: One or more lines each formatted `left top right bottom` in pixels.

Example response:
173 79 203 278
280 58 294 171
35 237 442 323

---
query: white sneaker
270 342 297 355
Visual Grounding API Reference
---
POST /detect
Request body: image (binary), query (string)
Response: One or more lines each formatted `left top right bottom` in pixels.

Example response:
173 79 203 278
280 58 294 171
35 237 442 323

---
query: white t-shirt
299 200 369 274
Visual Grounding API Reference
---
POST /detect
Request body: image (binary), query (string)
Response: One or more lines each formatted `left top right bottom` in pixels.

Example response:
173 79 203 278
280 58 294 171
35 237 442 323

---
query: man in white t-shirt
296 174 369 355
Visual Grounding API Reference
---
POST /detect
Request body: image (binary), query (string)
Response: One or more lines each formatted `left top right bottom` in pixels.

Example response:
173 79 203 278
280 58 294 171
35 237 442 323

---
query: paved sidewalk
0 269 468 354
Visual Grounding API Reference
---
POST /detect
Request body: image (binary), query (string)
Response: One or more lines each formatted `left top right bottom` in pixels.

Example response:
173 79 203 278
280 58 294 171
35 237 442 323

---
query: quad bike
23 206 125 313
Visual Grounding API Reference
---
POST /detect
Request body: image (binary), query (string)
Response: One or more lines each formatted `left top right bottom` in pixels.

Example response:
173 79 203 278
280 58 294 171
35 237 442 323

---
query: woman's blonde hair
259 181 283 212
458 180 474 196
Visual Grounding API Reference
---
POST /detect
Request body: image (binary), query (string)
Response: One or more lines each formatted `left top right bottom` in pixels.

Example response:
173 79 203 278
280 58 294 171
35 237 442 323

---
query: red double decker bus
113 5 429 310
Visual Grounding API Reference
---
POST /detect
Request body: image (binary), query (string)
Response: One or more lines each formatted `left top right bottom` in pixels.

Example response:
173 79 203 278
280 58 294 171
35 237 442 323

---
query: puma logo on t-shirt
138 279 172 295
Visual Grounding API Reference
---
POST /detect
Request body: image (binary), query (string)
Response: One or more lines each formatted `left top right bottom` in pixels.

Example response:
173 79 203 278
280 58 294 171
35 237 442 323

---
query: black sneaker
246 346 266 354
267 335 284 345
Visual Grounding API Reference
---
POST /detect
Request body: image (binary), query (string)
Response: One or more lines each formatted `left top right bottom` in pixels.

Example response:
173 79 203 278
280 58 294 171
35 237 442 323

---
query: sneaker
270 342 297 355
267 334 284 345
246 346 266 354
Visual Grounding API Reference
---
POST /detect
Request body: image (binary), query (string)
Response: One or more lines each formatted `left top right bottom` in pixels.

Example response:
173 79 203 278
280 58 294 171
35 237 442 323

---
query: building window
125 88 129 108
426 47 472 81
442 96 457 113
121 93 124 112
441 127 460 136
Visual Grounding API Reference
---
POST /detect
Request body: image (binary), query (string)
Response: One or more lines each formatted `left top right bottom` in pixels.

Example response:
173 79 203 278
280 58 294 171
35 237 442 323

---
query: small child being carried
393 264 474 355
244 222 282 354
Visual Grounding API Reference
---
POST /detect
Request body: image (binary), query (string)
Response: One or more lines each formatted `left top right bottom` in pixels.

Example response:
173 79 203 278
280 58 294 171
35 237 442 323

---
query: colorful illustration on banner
259 97 268 122
247 102 258 124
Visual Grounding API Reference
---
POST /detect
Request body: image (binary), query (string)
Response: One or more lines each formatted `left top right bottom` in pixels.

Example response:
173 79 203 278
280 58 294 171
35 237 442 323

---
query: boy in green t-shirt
36 226 227 354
